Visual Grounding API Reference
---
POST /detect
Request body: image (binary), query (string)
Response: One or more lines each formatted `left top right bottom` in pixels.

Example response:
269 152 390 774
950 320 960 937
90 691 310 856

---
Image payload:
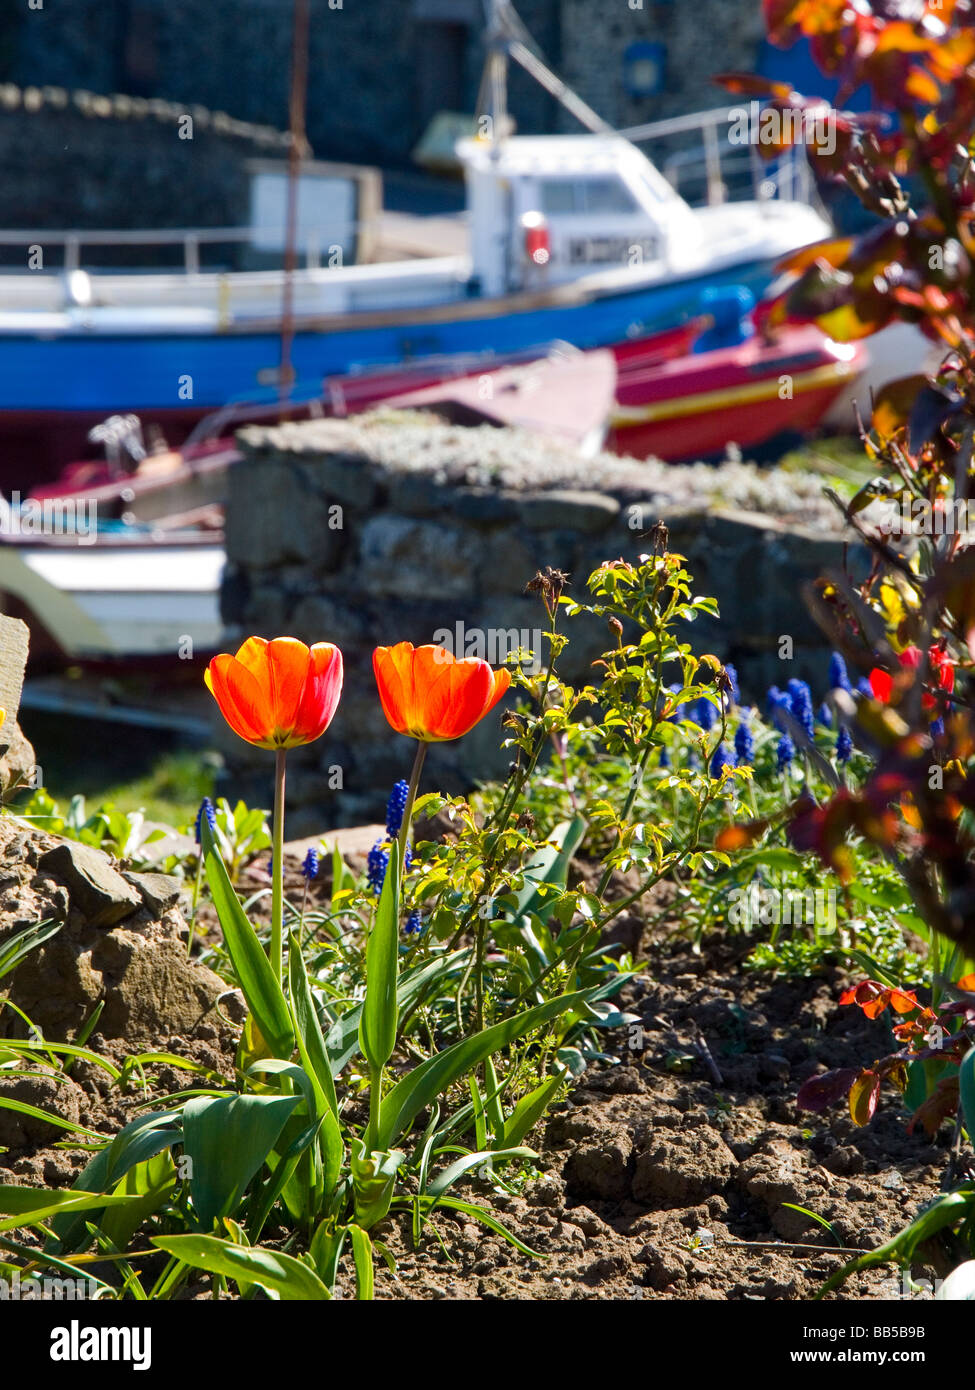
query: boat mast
477 0 617 143
279 0 311 417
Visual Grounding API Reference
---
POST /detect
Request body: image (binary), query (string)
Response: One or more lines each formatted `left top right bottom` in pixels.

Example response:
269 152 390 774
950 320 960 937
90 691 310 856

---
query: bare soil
0 843 959 1301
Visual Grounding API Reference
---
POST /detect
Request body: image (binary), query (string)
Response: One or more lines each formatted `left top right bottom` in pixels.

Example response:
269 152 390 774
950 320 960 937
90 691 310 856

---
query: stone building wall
3 0 760 171
0 86 289 236
219 413 863 833
557 0 765 133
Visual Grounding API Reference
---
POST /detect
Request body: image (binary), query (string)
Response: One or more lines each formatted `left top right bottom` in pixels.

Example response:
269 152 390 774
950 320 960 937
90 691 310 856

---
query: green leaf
0 1097 103 1142
151 1233 331 1300
0 918 64 981
348 1224 374 1301
378 989 596 1150
817 1189 975 1297
182 1093 298 1230
502 1067 567 1148
50 1111 184 1253
426 1146 535 1198
287 933 339 1122
0 1186 138 1234
429 1196 543 1257
781 1203 843 1245
511 817 587 921
960 1046 975 1143
201 816 293 1058
325 949 469 1077
359 840 401 1076
99 1152 177 1251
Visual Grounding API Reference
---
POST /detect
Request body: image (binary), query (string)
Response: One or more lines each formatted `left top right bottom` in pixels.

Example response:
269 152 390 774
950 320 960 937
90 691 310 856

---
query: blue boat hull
0 258 776 416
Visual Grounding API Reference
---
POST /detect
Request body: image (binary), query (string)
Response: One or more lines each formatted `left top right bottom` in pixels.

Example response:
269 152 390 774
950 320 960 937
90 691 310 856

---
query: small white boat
0 531 223 666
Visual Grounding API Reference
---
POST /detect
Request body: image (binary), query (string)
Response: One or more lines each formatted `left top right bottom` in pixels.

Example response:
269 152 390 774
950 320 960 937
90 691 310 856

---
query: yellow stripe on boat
610 360 856 429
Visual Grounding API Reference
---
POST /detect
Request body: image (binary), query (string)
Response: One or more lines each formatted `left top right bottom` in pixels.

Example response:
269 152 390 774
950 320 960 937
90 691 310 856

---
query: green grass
16 711 220 830
774 433 875 498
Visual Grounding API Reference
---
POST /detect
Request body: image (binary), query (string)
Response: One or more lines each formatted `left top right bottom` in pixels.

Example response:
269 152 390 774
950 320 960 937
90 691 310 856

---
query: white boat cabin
462 134 704 296
0 131 830 332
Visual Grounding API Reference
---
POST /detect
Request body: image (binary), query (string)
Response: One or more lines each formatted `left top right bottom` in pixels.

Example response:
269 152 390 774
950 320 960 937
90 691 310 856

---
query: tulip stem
271 747 287 981
397 741 428 874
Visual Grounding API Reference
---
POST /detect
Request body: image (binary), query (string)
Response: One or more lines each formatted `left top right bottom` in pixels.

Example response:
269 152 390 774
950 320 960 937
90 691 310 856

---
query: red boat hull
608 326 865 462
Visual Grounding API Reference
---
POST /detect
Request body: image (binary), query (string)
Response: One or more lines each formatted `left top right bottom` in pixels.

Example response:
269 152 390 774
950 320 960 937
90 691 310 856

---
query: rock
37 842 142 928
122 871 183 917
358 516 481 599
637 1241 688 1291
453 488 520 524
0 820 233 1048
0 720 38 797
224 455 343 570
0 1072 86 1148
0 614 37 795
90 911 229 1041
515 489 621 532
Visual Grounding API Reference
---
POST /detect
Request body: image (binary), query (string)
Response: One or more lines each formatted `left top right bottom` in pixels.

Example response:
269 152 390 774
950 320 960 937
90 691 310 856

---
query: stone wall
4 0 758 172
220 413 865 833
0 86 288 239
557 0 765 134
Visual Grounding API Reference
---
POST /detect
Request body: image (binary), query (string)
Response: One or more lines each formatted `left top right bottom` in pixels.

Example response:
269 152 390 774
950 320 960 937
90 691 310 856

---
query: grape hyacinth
836 725 853 764
301 847 320 881
194 796 216 846
694 697 717 731
776 734 795 772
367 841 389 895
724 663 740 707
734 721 754 765
665 683 685 722
384 779 410 838
710 743 735 779
857 677 874 699
828 652 853 694
404 910 422 936
787 679 814 740
817 702 833 728
767 686 790 730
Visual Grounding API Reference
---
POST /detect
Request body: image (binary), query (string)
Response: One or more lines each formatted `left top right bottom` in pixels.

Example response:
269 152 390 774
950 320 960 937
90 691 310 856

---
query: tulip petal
869 668 893 702
373 643 415 736
441 658 494 739
265 637 312 737
290 642 343 745
206 654 275 747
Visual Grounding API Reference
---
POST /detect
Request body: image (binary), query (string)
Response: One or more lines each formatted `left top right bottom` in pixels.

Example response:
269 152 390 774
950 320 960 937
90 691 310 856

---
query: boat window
538 179 578 214
581 177 639 215
538 177 640 216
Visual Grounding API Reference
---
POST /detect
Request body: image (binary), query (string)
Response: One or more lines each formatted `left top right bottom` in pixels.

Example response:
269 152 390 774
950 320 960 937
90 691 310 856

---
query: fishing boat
608 291 867 461
0 525 223 668
0 2 833 487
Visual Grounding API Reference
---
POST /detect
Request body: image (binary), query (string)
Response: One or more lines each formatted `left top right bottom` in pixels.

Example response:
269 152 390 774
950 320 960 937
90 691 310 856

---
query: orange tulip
205 637 343 749
373 642 510 742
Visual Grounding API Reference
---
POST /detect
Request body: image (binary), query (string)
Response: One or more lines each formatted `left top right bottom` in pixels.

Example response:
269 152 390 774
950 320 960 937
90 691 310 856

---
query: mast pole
279 0 311 418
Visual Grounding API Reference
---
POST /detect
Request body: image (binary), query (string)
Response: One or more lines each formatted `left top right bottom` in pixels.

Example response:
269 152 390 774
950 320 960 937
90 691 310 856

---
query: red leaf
797 1067 860 1113
849 1070 882 1126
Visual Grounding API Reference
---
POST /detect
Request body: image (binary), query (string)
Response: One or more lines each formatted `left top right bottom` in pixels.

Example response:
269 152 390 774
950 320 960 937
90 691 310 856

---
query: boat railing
0 224 367 275
618 104 819 211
